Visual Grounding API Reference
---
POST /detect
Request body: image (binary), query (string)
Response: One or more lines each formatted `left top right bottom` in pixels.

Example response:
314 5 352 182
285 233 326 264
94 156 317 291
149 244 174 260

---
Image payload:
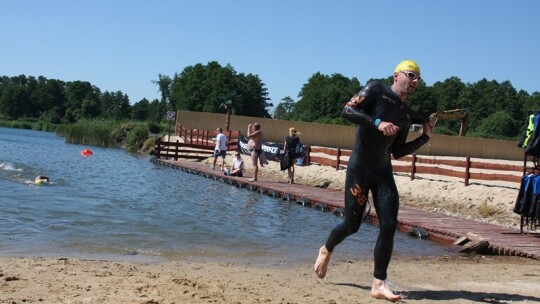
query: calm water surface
0 127 455 265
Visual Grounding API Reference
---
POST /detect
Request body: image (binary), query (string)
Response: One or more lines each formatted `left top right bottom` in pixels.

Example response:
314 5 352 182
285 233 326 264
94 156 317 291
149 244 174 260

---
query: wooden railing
307 146 524 186
154 138 214 161
176 124 239 150
307 146 352 170
158 125 525 186
395 154 523 185
154 125 239 161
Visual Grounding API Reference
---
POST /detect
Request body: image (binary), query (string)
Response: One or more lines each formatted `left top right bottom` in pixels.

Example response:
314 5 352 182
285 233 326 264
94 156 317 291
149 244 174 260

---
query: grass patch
477 202 501 217
0 119 57 131
56 120 152 149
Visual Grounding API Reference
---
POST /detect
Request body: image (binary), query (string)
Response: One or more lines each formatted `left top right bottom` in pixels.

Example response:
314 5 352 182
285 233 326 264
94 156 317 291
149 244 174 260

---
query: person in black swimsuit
313 59 433 302
283 127 301 184
247 123 263 182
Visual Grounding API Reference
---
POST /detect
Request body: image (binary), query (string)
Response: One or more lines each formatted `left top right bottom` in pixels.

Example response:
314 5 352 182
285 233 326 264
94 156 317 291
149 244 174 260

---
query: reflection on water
0 127 456 265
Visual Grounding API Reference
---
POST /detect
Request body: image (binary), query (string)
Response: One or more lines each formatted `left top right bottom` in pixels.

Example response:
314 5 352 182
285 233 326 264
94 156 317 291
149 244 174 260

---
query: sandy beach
2 154 539 303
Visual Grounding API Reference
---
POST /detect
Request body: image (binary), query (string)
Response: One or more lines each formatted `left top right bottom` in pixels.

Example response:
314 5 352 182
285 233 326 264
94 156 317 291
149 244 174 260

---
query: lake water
0 127 455 265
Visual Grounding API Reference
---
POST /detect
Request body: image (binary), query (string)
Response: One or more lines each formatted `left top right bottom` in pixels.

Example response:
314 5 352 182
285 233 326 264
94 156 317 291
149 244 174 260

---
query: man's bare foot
313 246 332 279
249 178 257 182
371 279 403 302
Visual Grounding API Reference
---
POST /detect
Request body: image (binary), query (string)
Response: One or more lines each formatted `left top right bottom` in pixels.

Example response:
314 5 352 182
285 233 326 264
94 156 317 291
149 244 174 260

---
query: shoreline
1 255 539 303
2 156 540 303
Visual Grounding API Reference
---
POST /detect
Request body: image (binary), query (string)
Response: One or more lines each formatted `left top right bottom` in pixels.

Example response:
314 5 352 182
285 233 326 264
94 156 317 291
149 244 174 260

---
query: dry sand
2 154 539 304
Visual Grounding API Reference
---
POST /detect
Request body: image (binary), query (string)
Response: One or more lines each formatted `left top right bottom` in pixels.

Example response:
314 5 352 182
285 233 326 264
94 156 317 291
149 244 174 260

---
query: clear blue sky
2 1 539 112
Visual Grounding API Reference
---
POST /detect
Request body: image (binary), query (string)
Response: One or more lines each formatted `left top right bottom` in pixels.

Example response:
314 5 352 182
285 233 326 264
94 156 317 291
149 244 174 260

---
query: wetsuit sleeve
340 82 379 126
391 129 430 159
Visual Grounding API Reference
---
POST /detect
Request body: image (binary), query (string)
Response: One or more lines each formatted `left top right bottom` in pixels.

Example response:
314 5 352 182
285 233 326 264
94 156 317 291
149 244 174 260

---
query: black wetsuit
285 135 300 157
324 81 430 280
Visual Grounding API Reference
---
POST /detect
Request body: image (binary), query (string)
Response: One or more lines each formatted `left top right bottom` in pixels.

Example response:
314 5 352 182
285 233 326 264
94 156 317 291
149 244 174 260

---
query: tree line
0 61 273 125
274 73 540 139
1 61 539 140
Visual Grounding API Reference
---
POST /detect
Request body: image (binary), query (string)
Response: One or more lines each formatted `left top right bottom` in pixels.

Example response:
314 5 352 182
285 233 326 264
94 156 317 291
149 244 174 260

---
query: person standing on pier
282 127 301 184
313 59 433 302
247 122 263 182
212 127 228 172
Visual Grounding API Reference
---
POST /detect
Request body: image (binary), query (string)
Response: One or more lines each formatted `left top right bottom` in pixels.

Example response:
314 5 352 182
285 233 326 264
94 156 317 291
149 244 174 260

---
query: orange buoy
81 149 93 156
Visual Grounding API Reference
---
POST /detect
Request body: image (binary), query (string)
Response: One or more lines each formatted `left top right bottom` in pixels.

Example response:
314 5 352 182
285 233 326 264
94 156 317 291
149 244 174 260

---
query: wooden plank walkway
155 158 540 260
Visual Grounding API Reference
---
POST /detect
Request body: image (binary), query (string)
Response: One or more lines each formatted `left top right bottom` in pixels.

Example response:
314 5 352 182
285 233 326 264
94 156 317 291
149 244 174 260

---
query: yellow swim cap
394 59 420 74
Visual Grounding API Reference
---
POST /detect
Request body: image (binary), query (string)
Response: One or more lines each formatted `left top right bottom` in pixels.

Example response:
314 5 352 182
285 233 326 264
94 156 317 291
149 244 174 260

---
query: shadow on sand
334 282 540 303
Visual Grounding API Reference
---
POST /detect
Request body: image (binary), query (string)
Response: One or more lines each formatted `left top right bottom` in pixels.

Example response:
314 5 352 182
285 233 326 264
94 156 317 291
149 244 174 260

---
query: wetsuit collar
390 85 407 103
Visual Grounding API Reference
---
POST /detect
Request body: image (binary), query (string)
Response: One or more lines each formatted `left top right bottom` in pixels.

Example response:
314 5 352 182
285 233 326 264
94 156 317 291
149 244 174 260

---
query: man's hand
378 121 400 136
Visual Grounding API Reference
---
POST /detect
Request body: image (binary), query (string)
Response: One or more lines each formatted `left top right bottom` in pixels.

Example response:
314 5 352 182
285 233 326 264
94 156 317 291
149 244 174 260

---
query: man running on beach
313 59 433 302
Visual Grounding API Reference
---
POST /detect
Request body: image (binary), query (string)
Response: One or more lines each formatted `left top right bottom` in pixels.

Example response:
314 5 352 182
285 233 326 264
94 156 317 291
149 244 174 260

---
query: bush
148 123 161 134
475 111 519 139
57 120 118 146
433 125 457 136
126 124 149 153
140 137 156 155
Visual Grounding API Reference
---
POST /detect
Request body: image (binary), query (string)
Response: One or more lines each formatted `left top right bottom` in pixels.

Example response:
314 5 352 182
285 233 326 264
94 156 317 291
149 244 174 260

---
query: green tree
292 72 360 123
153 73 172 119
99 91 130 120
131 98 151 121
37 78 66 116
458 79 522 135
81 97 101 118
0 85 29 119
430 77 467 135
273 96 296 120
40 106 62 124
148 99 163 123
408 81 436 121
432 77 465 111
169 61 271 117
235 73 271 117
475 110 518 139
65 81 101 122
523 92 540 114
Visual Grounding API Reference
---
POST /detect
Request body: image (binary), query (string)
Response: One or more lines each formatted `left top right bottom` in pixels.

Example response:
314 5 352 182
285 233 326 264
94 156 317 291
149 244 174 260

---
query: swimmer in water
313 60 433 302
34 175 50 185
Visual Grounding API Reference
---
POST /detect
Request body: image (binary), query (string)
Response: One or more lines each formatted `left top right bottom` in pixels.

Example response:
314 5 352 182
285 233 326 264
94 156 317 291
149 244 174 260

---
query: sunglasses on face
401 71 421 80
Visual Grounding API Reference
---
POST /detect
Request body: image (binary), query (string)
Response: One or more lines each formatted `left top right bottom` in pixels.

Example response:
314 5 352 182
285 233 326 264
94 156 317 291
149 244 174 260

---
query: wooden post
155 138 161 160
465 156 471 186
306 145 311 165
336 148 341 171
174 140 179 161
410 154 417 180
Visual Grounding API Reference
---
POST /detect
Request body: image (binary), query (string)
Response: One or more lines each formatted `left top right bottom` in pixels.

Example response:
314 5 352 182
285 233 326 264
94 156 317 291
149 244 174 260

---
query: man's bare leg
371 278 402 302
313 246 332 279
249 152 258 182
250 165 258 182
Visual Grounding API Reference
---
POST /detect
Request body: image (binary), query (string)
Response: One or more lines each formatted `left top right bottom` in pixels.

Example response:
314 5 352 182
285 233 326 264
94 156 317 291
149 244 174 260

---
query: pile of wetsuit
514 172 540 230
515 112 540 229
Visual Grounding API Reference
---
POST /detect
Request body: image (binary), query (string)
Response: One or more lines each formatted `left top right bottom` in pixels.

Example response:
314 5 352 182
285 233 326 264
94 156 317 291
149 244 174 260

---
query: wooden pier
155 158 540 260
